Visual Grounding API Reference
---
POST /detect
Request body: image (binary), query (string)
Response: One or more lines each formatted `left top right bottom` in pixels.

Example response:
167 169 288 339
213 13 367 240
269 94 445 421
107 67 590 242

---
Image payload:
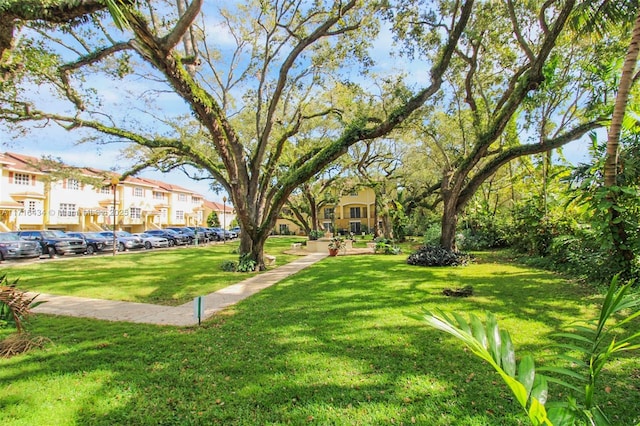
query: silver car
132 233 169 249
0 232 42 261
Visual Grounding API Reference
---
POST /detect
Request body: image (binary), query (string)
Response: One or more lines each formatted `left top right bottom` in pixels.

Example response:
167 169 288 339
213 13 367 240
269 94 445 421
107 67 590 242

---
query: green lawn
2 237 304 306
1 250 638 425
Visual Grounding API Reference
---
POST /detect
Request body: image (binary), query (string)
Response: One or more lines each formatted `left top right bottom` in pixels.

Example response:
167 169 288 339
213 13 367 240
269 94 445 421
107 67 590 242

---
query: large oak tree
0 0 474 268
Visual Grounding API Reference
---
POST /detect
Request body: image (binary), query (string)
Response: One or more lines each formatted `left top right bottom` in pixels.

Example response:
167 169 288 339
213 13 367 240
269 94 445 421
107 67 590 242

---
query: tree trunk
604 9 640 187
440 192 458 251
239 231 269 271
604 10 640 265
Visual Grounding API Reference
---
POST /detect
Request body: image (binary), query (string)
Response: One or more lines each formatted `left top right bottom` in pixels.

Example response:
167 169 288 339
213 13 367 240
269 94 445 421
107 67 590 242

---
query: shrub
308 230 324 240
421 224 441 246
406 246 472 267
374 240 401 255
237 254 257 272
459 211 510 250
220 260 237 272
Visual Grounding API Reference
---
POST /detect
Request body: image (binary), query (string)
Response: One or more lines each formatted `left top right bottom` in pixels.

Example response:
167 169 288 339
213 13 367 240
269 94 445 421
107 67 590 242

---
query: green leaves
105 0 131 31
416 309 552 425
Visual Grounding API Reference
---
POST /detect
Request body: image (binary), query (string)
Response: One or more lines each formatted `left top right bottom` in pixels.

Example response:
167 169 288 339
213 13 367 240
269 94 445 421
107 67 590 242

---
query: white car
132 233 169 249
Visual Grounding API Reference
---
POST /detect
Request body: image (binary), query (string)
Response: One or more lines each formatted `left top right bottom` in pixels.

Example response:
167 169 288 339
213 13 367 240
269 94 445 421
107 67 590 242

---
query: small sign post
194 296 205 325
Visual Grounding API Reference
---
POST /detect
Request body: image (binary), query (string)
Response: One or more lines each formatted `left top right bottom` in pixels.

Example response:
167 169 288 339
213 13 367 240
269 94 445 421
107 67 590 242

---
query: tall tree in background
0 0 474 269
396 0 604 251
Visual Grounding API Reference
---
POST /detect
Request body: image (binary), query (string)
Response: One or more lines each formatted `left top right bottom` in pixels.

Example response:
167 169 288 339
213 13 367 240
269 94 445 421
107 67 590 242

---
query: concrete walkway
31 253 328 326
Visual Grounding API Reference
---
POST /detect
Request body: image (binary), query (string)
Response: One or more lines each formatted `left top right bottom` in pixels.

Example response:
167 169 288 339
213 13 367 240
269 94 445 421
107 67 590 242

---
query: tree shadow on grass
1 252 637 425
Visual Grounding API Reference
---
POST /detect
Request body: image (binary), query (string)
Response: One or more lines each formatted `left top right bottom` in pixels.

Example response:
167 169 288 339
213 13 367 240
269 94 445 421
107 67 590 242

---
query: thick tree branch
264 0 476 229
58 41 132 110
160 0 202 51
458 120 602 208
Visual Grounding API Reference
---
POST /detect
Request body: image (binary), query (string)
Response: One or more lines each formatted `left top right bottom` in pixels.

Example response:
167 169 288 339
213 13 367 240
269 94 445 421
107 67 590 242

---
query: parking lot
0 227 238 265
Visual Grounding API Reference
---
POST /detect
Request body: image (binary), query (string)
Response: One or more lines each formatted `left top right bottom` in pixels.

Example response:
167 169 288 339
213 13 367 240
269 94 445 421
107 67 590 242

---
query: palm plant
414 275 640 425
0 274 41 333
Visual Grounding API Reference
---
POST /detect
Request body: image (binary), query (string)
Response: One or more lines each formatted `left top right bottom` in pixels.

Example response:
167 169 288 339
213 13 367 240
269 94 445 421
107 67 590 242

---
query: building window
133 187 143 197
349 207 361 219
100 186 111 194
192 196 202 204
67 179 80 190
175 210 184 221
59 203 77 217
26 201 37 215
13 173 31 185
160 209 167 220
177 193 187 202
323 208 334 220
279 224 289 234
349 190 358 196
130 207 141 219
153 191 164 200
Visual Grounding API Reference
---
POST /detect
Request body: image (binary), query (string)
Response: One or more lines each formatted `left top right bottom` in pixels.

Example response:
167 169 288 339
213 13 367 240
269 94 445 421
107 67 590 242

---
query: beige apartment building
276 187 379 235
0 152 220 233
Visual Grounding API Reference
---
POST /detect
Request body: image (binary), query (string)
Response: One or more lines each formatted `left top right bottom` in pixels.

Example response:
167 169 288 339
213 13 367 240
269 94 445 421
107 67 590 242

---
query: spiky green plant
540 275 640 425
414 275 640 426
0 274 42 333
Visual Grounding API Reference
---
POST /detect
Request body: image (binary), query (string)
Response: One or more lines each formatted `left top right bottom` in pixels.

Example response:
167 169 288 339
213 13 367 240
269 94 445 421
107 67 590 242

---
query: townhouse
0 152 225 233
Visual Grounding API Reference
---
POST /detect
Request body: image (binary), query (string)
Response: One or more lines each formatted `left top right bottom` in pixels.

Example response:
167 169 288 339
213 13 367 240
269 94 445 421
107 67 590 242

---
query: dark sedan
164 227 196 244
17 230 87 257
67 232 113 255
0 232 42 261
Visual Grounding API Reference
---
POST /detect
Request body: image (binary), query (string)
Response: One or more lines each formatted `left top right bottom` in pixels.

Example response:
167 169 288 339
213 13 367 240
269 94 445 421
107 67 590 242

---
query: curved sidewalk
31 253 328 326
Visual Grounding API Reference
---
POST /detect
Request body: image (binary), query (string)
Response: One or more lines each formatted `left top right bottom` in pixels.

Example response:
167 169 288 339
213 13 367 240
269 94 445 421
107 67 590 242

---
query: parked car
67 231 112 255
185 226 211 243
209 227 235 241
0 232 42 261
207 227 226 241
229 226 241 236
132 232 169 249
17 230 87 257
144 229 189 246
164 227 196 244
98 231 144 251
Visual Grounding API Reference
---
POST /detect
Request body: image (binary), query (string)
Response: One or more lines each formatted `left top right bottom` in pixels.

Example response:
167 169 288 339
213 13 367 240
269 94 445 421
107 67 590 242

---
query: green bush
237 254 257 272
308 230 324 240
421 224 441 246
220 260 237 272
374 240 401 255
459 211 510 250
406 246 472 267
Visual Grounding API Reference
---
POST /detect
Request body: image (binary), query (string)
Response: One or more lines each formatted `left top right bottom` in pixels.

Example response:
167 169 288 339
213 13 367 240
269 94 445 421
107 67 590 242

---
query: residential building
203 200 236 229
275 187 379 236
0 152 215 233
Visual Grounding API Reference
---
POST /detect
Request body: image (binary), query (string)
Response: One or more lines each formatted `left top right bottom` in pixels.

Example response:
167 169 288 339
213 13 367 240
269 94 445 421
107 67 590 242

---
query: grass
2 237 302 306
1 249 639 425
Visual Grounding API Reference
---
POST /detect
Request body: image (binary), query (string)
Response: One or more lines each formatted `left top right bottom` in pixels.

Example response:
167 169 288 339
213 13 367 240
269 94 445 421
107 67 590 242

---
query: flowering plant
328 236 346 250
